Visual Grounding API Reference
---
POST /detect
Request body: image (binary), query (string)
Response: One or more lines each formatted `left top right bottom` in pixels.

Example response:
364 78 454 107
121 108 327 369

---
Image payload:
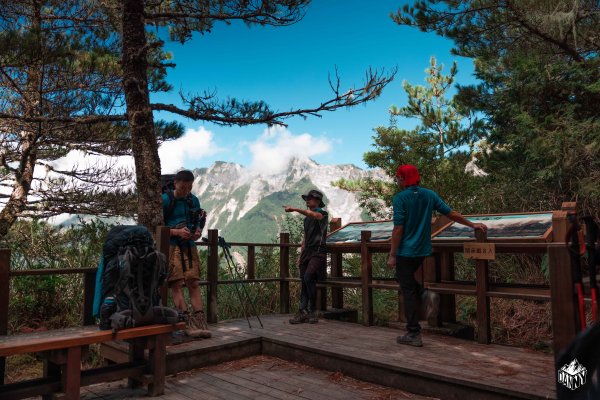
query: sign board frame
327 220 394 244
432 212 554 243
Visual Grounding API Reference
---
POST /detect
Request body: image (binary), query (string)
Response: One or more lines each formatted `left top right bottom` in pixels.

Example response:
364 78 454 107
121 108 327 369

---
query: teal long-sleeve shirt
162 192 201 247
392 186 452 257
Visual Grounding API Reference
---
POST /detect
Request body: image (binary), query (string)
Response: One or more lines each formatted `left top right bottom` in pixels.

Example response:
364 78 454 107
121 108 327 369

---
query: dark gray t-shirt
304 208 328 253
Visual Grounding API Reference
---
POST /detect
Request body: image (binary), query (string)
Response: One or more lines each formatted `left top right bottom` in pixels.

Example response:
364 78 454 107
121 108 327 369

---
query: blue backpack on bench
93 225 180 330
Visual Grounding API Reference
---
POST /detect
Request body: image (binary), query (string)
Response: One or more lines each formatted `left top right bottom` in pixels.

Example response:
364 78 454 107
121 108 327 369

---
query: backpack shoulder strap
185 193 197 209
165 190 176 221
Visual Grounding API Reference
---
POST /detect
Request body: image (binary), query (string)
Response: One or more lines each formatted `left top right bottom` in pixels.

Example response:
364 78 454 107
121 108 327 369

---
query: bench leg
147 334 167 396
42 359 61 400
61 346 81 400
128 338 146 389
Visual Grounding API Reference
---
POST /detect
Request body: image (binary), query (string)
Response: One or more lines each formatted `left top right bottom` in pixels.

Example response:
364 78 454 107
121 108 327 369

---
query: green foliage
394 0 600 217
2 219 114 332
337 57 488 217
457 296 476 323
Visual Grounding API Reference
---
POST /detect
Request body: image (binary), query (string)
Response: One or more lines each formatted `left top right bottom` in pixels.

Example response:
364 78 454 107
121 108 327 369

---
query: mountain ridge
192 157 386 242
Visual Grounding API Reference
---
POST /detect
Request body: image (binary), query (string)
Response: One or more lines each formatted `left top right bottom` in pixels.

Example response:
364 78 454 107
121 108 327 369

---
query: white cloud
159 126 222 173
1 127 221 211
247 126 332 174
35 126 221 185
45 150 134 177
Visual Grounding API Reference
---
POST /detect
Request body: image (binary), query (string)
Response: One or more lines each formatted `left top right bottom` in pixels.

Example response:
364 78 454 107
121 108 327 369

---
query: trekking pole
222 238 264 328
567 213 587 330
216 237 253 328
219 237 264 329
584 217 599 323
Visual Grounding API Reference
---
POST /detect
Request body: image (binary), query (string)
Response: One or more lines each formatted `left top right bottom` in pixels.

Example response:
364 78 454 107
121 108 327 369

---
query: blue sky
151 0 478 173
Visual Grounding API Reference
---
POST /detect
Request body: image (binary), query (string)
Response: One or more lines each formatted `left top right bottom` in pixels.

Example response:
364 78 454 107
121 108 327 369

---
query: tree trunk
0 3 42 239
0 135 37 238
121 0 163 230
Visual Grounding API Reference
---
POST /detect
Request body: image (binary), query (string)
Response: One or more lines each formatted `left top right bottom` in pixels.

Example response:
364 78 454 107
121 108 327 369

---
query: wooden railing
321 208 582 360
195 229 301 322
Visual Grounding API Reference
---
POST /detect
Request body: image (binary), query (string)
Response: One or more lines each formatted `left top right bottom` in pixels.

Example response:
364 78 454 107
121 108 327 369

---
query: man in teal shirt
162 170 210 339
387 165 487 346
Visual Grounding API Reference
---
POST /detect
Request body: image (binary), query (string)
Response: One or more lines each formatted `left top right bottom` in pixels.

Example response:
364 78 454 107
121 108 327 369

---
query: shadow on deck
102 315 556 400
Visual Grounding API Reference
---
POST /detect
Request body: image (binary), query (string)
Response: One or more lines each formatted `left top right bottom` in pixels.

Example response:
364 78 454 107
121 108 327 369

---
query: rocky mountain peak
193 158 386 242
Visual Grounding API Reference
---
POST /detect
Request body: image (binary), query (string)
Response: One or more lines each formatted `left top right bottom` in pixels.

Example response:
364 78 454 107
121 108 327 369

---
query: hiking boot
423 290 440 326
195 310 211 332
396 333 423 347
308 311 319 324
184 310 211 339
289 309 309 324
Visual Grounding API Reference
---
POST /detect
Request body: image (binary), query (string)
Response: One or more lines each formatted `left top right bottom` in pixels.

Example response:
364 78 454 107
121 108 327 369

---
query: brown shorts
168 244 201 284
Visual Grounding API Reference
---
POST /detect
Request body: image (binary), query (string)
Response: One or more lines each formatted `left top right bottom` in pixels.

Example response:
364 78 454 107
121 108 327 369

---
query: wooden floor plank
165 380 223 400
235 369 334 400
171 374 249 400
233 368 327 400
203 370 307 400
192 371 282 399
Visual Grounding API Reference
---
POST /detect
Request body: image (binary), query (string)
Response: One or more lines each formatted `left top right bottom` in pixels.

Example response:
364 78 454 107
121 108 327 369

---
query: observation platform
101 314 556 400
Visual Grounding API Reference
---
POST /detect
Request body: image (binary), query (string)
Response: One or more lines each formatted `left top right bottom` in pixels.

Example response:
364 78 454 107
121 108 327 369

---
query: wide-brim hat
301 189 325 208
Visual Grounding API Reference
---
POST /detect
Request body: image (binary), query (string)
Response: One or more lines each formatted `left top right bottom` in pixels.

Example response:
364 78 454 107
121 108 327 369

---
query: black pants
395 256 425 335
299 250 326 312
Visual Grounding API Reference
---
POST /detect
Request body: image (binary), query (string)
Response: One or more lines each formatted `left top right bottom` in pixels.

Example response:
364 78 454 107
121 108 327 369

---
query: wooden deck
102 315 556 400
82 355 436 399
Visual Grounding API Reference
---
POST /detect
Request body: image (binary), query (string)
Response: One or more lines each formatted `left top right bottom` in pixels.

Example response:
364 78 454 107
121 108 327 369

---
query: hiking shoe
192 310 211 338
308 311 319 324
396 333 423 347
185 310 211 338
423 290 440 326
195 310 209 330
289 309 309 324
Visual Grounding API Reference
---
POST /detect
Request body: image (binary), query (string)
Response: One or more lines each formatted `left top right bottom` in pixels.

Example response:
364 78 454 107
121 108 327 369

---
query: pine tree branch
0 113 127 123
151 68 396 126
504 0 584 62
144 10 299 25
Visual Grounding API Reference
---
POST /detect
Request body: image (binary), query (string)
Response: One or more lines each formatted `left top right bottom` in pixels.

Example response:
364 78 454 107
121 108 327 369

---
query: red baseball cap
396 164 420 186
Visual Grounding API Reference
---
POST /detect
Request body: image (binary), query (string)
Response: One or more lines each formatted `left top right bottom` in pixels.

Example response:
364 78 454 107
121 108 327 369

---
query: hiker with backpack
163 170 211 338
283 189 329 324
387 164 487 347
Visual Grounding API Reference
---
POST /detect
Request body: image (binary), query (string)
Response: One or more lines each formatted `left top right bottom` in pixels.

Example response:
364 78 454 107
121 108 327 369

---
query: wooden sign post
463 243 496 260
473 230 491 344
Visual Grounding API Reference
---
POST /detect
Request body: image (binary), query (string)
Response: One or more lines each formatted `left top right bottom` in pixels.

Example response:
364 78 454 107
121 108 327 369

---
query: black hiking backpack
96 225 180 331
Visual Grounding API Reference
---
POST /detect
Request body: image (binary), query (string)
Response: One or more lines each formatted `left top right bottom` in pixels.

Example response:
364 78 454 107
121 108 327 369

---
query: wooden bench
0 322 184 400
